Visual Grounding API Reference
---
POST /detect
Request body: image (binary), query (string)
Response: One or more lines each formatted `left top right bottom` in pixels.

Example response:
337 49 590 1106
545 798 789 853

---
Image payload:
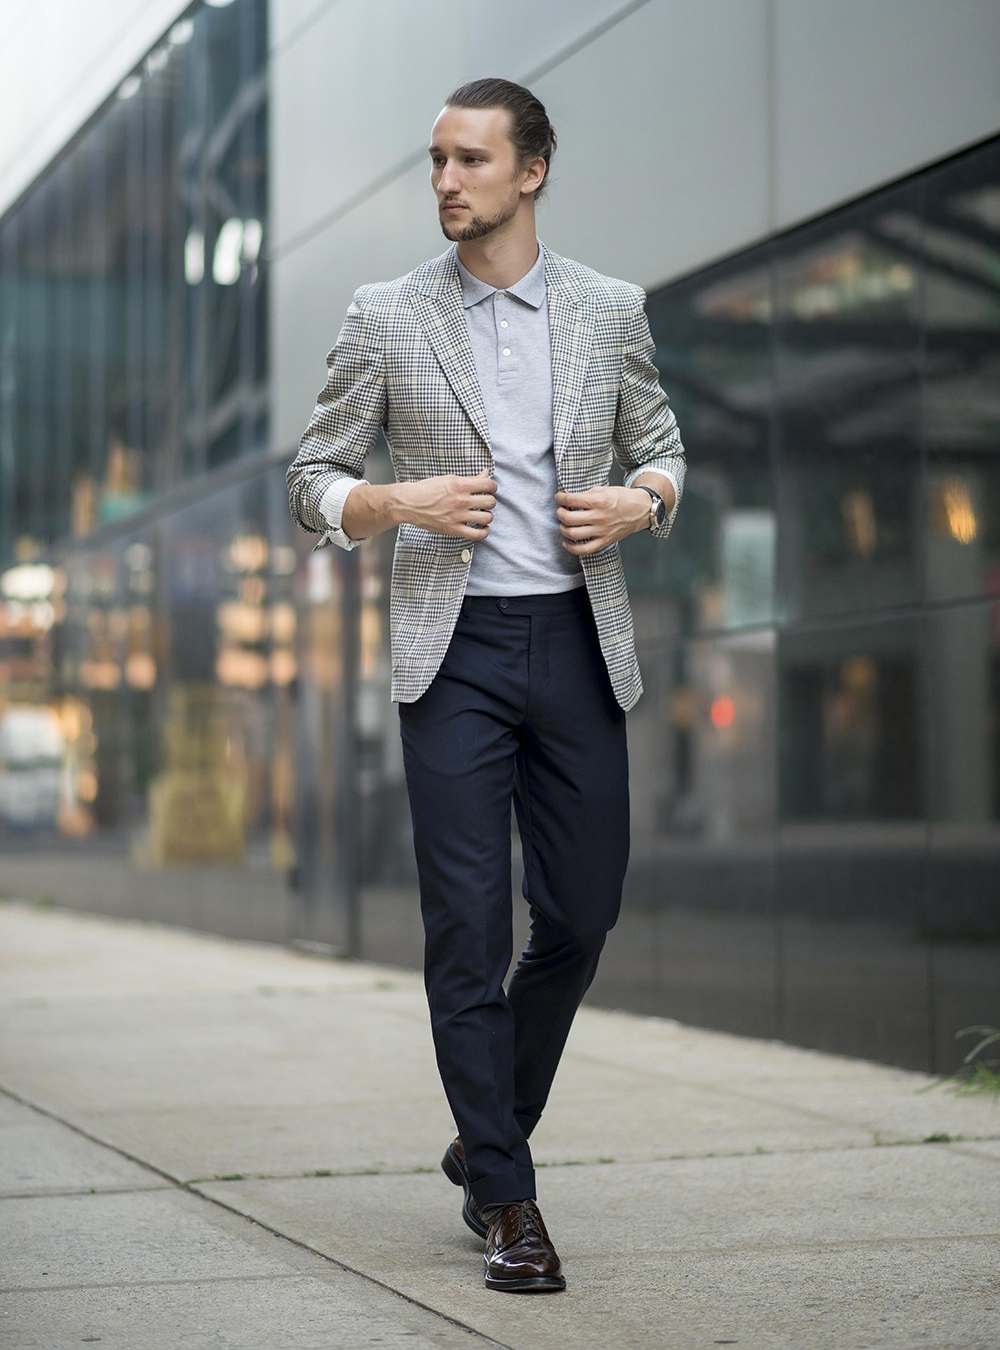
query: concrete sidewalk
0 900 997 1350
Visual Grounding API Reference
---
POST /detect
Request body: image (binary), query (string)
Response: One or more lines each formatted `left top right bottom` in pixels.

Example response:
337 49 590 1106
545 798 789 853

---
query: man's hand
395 470 497 539
555 486 652 554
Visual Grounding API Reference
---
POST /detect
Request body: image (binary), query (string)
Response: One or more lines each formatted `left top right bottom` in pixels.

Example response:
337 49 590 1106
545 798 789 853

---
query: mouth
442 203 468 212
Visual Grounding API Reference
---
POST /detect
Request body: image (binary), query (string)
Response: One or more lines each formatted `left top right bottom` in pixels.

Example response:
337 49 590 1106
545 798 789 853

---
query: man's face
428 105 534 243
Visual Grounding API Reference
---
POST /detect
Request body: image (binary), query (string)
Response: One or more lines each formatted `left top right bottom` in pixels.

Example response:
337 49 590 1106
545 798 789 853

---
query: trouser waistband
458 586 590 618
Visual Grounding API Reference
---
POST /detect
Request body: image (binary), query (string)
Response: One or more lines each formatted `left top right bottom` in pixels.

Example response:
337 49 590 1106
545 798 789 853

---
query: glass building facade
0 0 996 1074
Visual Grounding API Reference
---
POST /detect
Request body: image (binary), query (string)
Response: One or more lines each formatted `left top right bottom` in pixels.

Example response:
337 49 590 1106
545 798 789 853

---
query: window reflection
0 1 287 940
779 625 922 822
641 254 776 634
923 138 1000 605
0 0 268 569
775 184 924 621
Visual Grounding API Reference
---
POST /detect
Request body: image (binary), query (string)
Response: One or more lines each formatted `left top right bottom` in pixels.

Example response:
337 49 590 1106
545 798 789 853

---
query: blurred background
0 0 997 1074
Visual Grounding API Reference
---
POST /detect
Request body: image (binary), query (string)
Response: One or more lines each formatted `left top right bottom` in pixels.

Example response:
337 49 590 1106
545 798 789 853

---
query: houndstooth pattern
286 242 686 711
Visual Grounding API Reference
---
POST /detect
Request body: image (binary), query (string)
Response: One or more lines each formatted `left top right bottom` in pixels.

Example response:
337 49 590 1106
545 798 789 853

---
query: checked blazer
286 241 686 711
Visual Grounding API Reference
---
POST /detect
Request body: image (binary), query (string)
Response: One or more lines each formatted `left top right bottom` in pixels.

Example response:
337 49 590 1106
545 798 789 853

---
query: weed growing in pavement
920 1026 1000 1100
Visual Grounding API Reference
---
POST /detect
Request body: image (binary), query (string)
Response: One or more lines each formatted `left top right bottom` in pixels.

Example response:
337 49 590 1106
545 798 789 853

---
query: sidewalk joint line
0 1083 511 1349
0 1184 174 1201
2 1271 307 1296
176 1134 999 1185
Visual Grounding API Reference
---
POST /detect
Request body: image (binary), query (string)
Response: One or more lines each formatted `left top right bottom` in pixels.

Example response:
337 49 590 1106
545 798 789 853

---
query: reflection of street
145 685 246 865
0 706 64 829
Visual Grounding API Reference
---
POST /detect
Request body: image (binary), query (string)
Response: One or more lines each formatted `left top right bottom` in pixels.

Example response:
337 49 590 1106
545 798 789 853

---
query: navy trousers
397 586 630 1208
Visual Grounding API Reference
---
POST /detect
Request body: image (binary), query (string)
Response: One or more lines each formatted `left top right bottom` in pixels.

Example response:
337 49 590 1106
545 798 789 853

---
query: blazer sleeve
286 285 387 551
612 291 687 542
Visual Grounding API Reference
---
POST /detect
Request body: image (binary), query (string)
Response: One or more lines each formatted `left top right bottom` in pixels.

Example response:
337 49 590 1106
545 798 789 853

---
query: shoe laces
511 1199 544 1243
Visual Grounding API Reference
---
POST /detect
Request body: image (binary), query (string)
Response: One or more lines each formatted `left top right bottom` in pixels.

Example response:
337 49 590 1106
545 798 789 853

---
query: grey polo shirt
456 241 584 596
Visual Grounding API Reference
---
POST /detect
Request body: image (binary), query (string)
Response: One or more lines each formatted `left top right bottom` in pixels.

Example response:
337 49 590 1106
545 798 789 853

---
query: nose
438 159 460 196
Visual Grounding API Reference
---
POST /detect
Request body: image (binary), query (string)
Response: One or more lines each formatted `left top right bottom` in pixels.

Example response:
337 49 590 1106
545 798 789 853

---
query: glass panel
100 99 129 533
83 117 108 542
774 182 924 622
199 0 269 469
592 626 779 1033
0 1 276 938
16 188 52 559
925 598 1000 1073
67 133 95 550
353 443 422 965
0 0 268 556
776 614 930 1067
0 470 296 938
778 620 924 823
0 219 13 562
640 250 776 636
922 139 1000 606
48 171 73 550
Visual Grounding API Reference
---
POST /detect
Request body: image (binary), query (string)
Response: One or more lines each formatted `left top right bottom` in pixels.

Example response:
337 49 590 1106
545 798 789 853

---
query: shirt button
502 347 511 356
497 292 505 299
500 320 508 328
460 547 471 563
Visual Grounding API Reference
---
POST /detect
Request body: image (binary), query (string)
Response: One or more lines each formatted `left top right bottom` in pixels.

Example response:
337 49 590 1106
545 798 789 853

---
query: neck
456 213 540 289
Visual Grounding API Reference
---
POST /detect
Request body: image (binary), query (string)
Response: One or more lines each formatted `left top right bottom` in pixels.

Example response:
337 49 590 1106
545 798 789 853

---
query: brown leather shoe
440 1137 489 1238
483 1200 566 1293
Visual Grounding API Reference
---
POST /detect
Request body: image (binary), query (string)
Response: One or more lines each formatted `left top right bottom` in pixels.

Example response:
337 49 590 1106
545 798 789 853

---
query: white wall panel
533 0 770 292
273 159 443 451
773 0 1000 229
0 0 188 213
269 0 627 254
270 0 329 52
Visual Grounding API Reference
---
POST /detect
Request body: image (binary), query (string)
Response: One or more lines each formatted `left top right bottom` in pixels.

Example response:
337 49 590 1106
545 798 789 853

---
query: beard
439 186 520 242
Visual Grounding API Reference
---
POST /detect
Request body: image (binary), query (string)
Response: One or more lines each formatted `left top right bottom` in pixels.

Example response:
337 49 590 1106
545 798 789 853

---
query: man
287 77 685 1294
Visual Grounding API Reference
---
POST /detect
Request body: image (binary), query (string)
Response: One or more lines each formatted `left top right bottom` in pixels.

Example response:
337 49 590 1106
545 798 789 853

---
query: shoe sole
484 1269 567 1293
441 1144 489 1239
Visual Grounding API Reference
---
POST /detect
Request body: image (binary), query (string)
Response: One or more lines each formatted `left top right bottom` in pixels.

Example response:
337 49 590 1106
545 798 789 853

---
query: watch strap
635 484 664 531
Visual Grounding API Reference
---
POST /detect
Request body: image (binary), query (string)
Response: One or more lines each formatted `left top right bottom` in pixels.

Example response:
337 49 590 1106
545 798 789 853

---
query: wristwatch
635 485 667 531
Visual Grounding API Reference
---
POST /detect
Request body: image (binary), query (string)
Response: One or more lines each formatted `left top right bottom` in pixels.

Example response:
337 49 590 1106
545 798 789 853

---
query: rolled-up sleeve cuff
658 469 682 529
624 463 683 538
317 478 370 551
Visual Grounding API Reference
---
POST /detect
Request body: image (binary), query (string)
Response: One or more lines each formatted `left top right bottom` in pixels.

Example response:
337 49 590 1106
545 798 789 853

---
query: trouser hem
471 1166 537 1209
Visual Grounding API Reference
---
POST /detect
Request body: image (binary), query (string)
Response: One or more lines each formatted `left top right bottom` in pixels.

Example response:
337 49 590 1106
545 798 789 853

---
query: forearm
340 481 404 542
340 472 497 543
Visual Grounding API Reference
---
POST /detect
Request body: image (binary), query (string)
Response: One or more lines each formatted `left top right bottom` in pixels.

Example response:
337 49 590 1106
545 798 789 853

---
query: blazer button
460 547 472 563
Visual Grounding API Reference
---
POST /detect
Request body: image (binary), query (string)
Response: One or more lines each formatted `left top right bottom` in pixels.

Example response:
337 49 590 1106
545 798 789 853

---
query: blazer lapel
545 249 594 465
411 250 491 449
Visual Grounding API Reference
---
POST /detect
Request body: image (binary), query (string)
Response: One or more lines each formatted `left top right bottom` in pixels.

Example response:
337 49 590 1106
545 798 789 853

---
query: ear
520 154 547 197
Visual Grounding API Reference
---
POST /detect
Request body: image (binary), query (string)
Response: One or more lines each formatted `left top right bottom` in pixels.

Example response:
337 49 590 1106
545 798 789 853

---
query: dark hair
444 77 557 199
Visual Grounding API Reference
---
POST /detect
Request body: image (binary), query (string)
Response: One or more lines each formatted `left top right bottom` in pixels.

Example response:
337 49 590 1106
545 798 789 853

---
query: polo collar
455 240 547 310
